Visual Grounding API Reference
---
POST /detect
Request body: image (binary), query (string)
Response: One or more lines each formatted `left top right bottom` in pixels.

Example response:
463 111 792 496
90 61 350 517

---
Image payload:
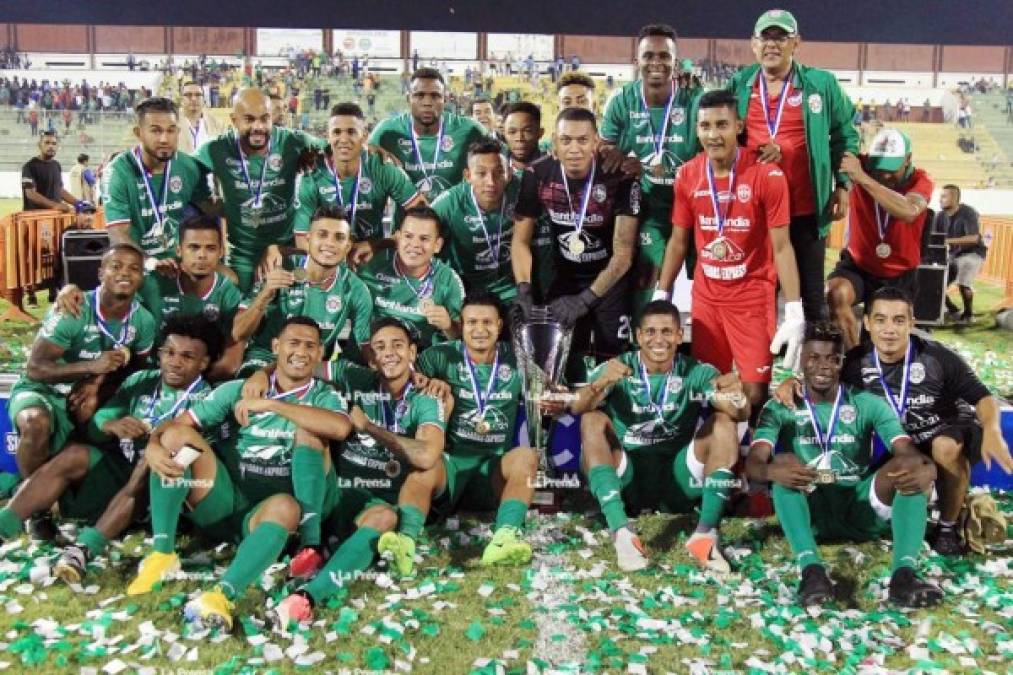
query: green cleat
377 531 416 577
481 526 532 566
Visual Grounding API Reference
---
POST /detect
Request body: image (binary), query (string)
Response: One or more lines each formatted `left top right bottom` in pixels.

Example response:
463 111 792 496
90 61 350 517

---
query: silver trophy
512 306 573 493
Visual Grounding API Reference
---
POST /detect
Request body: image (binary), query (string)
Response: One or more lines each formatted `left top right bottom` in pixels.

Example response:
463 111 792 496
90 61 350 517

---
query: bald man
196 88 322 291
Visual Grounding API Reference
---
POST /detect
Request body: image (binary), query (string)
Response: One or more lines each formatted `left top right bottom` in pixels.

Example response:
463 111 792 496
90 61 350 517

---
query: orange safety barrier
0 208 105 324
979 216 1013 307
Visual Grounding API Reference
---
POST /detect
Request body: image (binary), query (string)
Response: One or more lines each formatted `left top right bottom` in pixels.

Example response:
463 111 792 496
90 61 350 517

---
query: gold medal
384 458 402 478
292 268 308 282
475 418 491 435
651 162 666 178
875 242 892 259
117 345 132 363
815 469 836 485
711 238 728 261
419 298 434 312
568 237 585 256
140 419 153 433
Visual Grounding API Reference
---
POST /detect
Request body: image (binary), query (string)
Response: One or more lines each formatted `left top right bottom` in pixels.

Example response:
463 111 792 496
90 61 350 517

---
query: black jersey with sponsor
841 335 990 445
514 155 640 283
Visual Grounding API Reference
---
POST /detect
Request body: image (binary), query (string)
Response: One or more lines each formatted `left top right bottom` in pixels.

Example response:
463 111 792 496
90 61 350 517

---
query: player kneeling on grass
745 321 942 607
0 315 220 582
379 292 537 576
563 301 749 572
129 317 353 632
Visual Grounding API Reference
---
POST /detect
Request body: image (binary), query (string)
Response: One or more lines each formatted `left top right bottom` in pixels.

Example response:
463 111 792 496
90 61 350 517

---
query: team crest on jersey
808 94 823 114
440 135 455 152
667 377 683 394
839 404 857 424
670 107 686 125
592 184 607 203
909 362 926 384
787 92 803 107
326 296 343 313
169 176 184 193
737 184 752 203
202 303 221 321
497 364 513 382
268 153 283 171
358 177 373 195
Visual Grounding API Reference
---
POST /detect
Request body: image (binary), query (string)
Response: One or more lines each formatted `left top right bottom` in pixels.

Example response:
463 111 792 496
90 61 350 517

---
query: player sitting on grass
746 321 943 607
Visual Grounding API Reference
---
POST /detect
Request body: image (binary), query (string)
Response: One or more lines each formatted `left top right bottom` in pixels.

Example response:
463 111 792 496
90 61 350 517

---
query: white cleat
613 526 650 572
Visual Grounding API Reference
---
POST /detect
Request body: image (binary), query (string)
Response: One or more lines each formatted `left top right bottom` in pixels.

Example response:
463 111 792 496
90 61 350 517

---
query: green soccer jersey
417 341 521 457
187 378 346 504
138 271 243 333
752 386 910 485
196 127 320 274
431 180 519 303
600 80 702 228
88 369 221 460
332 361 446 503
368 111 488 204
242 256 373 359
590 351 718 453
16 290 157 397
357 249 465 349
294 151 419 241
104 148 211 260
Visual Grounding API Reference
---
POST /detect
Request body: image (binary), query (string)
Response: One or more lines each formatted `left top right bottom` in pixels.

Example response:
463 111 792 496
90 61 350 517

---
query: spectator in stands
827 129 933 348
922 97 932 122
68 153 95 203
178 81 225 155
937 185 987 324
727 8 858 322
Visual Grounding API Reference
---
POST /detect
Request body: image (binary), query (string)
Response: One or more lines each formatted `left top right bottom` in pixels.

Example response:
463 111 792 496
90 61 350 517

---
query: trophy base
531 488 558 514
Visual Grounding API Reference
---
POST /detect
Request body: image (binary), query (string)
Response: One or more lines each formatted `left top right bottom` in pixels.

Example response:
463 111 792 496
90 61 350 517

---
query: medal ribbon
394 254 436 298
189 117 201 148
758 66 793 141
408 113 444 187
560 159 596 243
638 353 677 422
381 382 414 434
131 146 172 234
268 374 314 401
873 340 912 420
327 152 362 226
235 129 273 208
802 383 843 459
874 203 892 245
93 293 138 348
705 149 739 241
144 376 205 427
638 81 677 160
468 187 507 264
462 344 500 421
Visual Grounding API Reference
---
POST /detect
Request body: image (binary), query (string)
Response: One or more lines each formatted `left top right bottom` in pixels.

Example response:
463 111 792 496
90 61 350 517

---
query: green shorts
618 443 703 515
8 380 75 458
58 445 133 522
807 473 891 542
637 222 670 270
236 345 274 379
434 453 504 515
322 486 391 542
229 259 257 294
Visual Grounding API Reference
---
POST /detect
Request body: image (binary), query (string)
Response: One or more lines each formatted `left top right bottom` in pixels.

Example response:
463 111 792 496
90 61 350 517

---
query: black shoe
798 564 834 606
888 567 943 607
27 513 59 542
931 523 964 556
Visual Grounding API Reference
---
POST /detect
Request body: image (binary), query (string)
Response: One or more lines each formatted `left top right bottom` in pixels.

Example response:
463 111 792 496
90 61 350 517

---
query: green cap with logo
867 128 912 172
754 9 799 36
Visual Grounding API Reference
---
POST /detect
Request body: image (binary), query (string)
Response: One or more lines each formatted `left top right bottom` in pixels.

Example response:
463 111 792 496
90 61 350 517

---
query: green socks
150 467 190 554
772 484 822 571
305 526 381 604
588 465 628 532
0 507 22 540
891 492 928 573
698 468 736 530
397 505 426 540
220 521 290 600
494 499 528 531
292 446 326 547
76 527 108 557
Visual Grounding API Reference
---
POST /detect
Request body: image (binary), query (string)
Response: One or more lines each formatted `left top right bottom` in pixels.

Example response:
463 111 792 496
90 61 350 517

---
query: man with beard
294 103 423 266
600 24 703 314
8 245 157 480
197 88 321 292
565 301 748 572
234 205 373 372
368 68 489 210
432 140 518 304
358 206 465 349
177 81 226 155
104 97 213 273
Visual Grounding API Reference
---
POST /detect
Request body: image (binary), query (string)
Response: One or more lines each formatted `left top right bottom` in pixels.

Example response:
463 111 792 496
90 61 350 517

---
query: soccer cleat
612 526 649 572
27 513 59 542
183 587 235 632
288 547 325 579
888 567 943 608
481 526 533 566
797 564 834 606
377 532 416 577
685 531 731 574
53 545 89 584
930 523 964 556
271 592 314 629
126 551 181 595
